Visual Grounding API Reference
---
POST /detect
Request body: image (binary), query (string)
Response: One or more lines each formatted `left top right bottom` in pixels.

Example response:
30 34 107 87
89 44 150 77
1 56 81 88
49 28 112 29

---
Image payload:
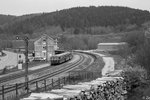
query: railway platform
0 54 81 78
0 63 50 78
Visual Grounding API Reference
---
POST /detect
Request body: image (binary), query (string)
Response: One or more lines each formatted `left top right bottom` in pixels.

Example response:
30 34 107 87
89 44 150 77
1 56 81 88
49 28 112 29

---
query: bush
121 66 148 100
122 31 144 53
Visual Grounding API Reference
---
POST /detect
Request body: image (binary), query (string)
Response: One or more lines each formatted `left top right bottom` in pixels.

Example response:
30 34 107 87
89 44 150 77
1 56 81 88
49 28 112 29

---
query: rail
0 52 100 100
0 53 83 100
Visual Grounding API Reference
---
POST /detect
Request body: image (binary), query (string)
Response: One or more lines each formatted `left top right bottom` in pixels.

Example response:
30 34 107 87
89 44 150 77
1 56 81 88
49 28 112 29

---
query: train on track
33 50 73 65
51 51 73 65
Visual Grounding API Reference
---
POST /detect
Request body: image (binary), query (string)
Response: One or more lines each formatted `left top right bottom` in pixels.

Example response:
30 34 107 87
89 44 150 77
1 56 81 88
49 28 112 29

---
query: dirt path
85 50 115 76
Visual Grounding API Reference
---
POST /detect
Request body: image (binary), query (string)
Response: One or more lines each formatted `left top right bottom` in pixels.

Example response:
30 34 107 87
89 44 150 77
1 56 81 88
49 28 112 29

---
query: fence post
87 72 89 79
26 82 29 93
78 71 79 79
2 85 4 100
69 72 70 84
86 72 87 80
44 79 46 91
90 72 92 78
16 83 18 98
63 77 66 85
36 81 38 92
51 79 53 88
85 72 87 80
58 78 61 89
82 72 83 80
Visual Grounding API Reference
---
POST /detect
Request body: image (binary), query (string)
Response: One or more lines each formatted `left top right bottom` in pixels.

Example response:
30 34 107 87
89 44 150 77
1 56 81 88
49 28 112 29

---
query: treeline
123 31 150 72
106 30 150 100
0 14 16 26
58 34 121 50
0 6 150 35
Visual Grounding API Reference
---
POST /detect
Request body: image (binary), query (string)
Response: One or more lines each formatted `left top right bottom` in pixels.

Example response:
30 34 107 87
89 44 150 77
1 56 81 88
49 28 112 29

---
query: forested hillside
0 6 150 35
0 14 16 26
0 6 150 50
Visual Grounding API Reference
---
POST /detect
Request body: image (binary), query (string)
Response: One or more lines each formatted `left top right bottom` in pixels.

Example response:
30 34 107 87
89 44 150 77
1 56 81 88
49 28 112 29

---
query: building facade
12 34 58 62
34 34 58 61
97 42 128 51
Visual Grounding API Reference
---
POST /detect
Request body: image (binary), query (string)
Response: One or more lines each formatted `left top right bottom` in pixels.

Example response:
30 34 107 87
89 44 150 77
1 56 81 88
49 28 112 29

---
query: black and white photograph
0 0 150 100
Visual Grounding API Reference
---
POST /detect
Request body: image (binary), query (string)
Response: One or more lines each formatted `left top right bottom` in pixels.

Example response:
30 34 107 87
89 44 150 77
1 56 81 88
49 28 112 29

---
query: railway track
0 52 98 100
0 53 85 85
29 53 85 83
0 53 85 93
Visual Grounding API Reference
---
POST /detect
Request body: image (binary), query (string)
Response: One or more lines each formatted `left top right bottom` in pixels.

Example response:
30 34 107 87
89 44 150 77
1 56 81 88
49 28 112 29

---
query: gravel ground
0 54 80 86
0 50 25 70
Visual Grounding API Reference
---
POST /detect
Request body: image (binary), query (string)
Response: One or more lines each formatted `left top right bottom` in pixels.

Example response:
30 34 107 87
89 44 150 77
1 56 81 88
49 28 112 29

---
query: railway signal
16 35 29 90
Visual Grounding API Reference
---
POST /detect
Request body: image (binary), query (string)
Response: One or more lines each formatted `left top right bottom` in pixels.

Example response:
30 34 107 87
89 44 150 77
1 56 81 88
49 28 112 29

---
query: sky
0 0 150 16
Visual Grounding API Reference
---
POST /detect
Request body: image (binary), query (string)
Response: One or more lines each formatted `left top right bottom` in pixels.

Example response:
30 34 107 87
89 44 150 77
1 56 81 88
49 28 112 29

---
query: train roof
53 52 70 57
98 42 127 46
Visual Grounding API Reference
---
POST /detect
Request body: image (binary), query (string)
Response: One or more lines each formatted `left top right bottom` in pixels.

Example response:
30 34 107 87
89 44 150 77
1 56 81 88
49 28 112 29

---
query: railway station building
12 34 58 61
34 34 58 61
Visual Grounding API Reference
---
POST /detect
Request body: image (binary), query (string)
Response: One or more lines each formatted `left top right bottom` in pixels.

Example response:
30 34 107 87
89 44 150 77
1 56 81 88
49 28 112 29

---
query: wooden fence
0 71 101 100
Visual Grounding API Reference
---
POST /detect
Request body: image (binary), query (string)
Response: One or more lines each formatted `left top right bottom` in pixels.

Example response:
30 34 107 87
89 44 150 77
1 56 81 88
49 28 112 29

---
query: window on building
43 46 46 50
43 39 46 45
43 39 46 42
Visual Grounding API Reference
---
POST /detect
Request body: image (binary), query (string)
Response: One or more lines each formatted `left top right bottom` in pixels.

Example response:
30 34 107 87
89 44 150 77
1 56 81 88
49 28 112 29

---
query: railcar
51 52 73 65
55 50 65 54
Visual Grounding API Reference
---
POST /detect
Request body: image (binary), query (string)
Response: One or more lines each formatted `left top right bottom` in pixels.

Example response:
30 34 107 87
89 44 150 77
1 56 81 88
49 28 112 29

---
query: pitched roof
12 34 56 51
98 42 127 45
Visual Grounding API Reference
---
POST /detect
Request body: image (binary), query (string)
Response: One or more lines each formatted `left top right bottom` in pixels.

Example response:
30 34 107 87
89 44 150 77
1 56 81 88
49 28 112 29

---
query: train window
43 39 46 45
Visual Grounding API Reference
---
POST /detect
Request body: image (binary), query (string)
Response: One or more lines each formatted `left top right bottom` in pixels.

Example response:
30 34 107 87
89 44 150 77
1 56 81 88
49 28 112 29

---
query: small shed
97 42 128 51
